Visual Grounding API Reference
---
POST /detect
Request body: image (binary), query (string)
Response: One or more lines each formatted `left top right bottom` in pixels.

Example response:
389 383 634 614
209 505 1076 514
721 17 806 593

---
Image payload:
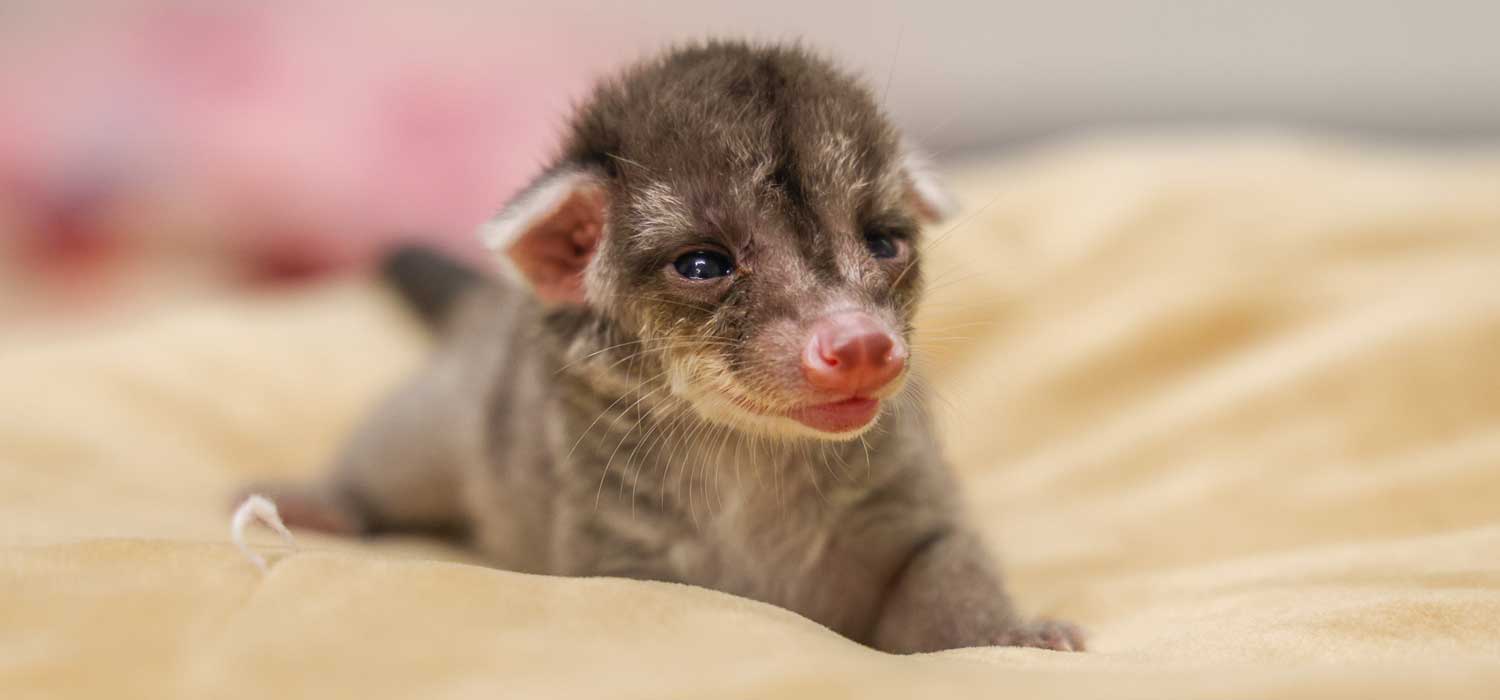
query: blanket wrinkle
3 134 1499 698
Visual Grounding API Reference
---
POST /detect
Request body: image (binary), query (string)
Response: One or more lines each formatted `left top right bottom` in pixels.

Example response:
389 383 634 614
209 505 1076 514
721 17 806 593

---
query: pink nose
801 312 908 395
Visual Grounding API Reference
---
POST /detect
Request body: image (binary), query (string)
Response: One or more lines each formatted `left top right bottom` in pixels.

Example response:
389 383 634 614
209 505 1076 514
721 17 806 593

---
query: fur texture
244 40 1083 654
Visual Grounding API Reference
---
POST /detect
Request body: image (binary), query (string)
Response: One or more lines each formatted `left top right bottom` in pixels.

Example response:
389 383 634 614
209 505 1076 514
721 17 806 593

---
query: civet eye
672 250 735 280
864 232 901 259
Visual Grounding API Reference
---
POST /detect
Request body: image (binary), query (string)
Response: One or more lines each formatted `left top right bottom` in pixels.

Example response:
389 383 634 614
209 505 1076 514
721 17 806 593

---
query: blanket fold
3 135 1498 699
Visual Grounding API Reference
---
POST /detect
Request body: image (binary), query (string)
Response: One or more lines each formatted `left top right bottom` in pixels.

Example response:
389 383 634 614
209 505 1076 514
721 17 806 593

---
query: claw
996 618 1087 652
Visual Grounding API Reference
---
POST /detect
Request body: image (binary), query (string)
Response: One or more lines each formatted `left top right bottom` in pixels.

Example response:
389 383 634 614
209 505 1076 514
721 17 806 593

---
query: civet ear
899 138 956 223
480 168 608 306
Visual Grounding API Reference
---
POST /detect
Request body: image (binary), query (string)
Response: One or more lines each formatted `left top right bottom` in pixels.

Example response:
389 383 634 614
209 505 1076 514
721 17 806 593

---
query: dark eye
672 250 735 280
864 232 901 259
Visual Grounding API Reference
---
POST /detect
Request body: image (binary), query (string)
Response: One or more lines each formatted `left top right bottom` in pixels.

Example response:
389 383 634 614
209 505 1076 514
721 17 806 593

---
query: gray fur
245 40 1083 654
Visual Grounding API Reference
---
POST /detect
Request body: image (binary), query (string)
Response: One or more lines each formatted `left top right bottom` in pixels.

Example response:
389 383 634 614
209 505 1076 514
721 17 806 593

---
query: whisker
606 152 652 175
574 367 672 464
592 380 673 510
881 24 905 107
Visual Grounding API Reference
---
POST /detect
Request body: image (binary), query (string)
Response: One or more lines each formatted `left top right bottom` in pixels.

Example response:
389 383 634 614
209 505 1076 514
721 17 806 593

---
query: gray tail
380 245 485 330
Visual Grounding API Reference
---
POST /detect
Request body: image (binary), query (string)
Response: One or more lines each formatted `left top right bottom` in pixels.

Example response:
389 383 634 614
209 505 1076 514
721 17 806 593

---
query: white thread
230 494 298 573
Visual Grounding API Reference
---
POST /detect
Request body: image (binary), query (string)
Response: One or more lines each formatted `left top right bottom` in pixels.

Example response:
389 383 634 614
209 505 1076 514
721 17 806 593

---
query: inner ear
481 169 608 305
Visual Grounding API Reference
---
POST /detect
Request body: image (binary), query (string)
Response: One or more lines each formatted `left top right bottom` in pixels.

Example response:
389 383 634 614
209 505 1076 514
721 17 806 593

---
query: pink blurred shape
0 2 602 291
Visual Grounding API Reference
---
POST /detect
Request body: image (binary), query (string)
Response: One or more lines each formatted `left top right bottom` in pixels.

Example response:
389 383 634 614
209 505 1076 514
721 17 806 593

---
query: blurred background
3 0 1498 327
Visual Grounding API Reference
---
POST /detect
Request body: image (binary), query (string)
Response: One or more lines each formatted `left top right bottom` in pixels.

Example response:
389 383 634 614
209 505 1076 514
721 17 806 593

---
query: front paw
993 618 1087 652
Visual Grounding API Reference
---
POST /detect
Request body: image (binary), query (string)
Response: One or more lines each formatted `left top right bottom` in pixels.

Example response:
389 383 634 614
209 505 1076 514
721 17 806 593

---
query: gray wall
550 0 1500 154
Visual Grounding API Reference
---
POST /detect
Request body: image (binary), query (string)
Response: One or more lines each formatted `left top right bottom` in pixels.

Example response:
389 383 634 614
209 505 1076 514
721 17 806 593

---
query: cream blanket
4 135 1499 699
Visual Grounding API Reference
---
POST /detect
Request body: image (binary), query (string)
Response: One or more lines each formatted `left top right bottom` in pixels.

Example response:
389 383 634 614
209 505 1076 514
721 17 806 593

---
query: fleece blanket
3 134 1499 699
